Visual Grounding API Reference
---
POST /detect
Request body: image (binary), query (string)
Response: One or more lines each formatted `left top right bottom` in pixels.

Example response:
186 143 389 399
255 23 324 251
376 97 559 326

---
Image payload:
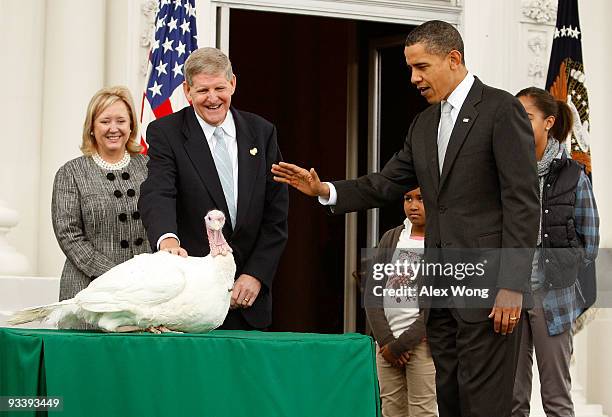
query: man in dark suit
139 47 288 330
272 21 539 417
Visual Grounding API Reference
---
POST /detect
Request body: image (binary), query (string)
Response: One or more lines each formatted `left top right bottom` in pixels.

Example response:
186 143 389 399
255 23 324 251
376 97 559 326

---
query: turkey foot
156 325 182 333
145 325 182 334
115 325 144 333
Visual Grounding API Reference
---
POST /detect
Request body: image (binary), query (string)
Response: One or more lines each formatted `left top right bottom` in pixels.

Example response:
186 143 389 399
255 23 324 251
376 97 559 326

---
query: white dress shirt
157 109 239 250
438 72 475 140
320 72 475 207
384 218 423 338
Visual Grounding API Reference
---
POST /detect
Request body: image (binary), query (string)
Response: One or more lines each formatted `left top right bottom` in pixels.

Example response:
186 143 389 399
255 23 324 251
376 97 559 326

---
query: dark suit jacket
138 106 289 328
333 77 540 322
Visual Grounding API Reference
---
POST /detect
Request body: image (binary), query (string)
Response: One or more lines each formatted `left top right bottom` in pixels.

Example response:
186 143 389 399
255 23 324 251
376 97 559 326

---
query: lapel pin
462 118 470 123
250 147 258 156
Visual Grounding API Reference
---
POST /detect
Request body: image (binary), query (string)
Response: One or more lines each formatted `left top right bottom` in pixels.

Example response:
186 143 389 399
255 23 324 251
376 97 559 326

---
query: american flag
546 0 591 174
140 0 198 152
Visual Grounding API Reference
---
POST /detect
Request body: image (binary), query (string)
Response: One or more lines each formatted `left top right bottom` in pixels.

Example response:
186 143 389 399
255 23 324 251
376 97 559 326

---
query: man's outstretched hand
272 162 330 198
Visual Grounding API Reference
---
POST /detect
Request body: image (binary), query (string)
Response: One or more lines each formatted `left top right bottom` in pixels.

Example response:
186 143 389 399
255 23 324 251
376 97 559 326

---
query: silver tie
211 127 236 227
437 101 454 174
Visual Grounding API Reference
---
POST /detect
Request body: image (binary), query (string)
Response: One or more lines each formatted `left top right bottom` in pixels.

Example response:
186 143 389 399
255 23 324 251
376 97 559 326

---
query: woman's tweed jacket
52 154 151 302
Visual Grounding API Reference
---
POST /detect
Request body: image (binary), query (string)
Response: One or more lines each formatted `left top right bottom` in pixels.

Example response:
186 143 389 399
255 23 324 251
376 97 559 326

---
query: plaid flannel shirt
541 169 599 336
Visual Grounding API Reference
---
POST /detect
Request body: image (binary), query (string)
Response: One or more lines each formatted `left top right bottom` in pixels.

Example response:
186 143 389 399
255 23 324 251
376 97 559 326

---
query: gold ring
509 316 518 321
244 298 250 302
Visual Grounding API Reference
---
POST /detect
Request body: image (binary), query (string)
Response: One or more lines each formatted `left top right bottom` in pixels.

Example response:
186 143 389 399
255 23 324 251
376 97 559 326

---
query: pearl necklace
92 151 131 171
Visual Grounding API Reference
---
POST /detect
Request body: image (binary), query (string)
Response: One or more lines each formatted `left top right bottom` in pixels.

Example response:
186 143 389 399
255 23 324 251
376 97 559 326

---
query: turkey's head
205 210 232 257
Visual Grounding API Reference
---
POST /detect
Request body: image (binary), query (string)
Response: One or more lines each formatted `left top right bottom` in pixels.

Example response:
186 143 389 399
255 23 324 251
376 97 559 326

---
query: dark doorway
229 9 425 333
366 36 430 241
230 10 351 333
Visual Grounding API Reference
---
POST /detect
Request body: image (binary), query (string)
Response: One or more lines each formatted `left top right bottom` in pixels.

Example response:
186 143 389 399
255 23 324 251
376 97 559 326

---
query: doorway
229 9 425 333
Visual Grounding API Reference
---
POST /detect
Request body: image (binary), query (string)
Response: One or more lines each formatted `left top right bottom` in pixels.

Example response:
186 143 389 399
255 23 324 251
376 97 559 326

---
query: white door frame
366 35 409 250
196 0 462 54
194 0 461 333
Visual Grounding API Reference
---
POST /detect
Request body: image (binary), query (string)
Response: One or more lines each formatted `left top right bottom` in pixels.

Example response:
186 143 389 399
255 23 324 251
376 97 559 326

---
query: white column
195 0 216 47
37 0 107 277
0 0 46 274
105 0 130 88
581 0 612 414
105 0 147 100
586 311 612 415
582 2 612 243
461 0 516 91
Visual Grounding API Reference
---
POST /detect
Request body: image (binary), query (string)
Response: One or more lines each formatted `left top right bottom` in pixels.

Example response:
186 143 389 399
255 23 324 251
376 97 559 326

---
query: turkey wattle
8 210 236 333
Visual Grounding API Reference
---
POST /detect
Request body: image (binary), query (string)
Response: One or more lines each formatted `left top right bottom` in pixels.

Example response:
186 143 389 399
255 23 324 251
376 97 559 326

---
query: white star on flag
155 61 168 76
162 38 174 52
180 20 190 34
148 81 163 97
172 62 183 78
176 40 186 57
168 17 178 32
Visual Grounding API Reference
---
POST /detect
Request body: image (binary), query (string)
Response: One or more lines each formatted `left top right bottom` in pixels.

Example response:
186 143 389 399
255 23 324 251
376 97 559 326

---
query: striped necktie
211 127 236 227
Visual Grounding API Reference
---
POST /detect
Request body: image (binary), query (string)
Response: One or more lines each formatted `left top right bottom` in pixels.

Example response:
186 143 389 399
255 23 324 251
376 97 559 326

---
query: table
0 328 381 417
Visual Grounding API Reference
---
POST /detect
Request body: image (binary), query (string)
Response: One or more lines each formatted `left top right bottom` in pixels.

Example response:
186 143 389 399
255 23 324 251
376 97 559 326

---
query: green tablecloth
0 328 381 417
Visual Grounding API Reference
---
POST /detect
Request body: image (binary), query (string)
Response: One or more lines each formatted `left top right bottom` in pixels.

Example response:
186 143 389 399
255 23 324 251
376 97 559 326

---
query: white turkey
8 210 236 333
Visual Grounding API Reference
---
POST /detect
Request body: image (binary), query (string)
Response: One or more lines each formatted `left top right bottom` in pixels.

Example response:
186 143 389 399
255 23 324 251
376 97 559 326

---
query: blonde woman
52 86 151 319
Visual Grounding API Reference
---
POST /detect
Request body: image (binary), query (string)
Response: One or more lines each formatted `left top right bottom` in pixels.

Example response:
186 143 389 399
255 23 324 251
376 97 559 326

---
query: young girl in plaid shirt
512 87 599 417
